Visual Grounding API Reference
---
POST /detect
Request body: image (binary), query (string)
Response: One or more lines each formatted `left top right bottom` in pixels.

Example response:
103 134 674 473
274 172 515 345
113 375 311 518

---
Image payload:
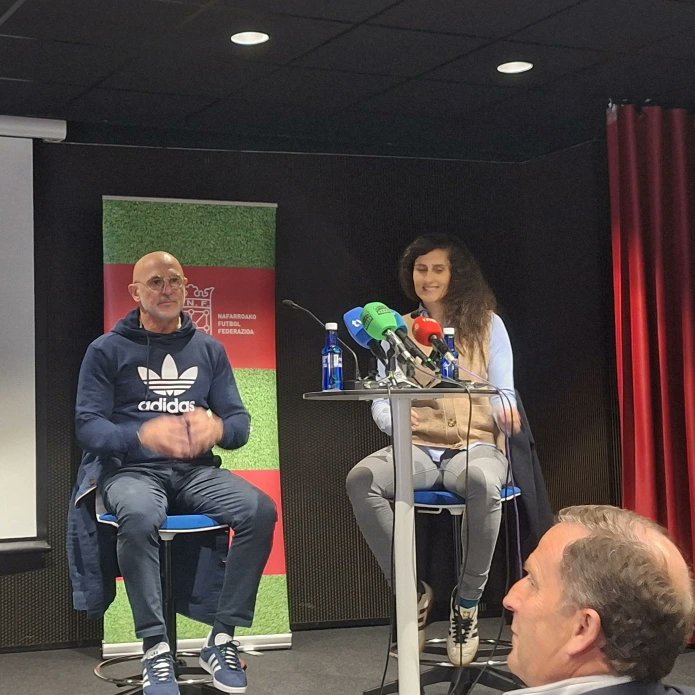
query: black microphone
410 307 426 319
392 313 438 371
281 299 363 384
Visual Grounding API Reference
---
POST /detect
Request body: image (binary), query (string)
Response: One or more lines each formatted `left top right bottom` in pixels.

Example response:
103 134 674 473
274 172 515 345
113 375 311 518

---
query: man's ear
567 608 605 657
128 283 140 303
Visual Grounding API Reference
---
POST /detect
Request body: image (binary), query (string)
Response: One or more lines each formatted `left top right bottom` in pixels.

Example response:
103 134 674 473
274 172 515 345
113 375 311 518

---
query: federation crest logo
185 283 215 334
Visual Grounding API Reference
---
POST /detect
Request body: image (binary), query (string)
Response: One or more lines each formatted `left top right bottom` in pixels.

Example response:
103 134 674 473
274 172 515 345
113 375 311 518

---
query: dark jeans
100 461 277 639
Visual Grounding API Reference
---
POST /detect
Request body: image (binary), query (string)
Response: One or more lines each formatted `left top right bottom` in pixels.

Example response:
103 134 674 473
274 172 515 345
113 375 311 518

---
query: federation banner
101 196 288 654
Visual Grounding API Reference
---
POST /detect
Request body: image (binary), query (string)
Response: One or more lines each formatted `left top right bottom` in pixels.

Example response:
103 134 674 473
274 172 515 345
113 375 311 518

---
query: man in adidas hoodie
74 251 276 695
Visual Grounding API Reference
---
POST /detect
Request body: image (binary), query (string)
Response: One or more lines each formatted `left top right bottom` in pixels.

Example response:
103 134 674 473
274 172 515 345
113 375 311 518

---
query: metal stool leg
364 493 522 694
159 536 219 692
161 538 177 660
95 531 220 693
452 511 463 577
362 679 401 695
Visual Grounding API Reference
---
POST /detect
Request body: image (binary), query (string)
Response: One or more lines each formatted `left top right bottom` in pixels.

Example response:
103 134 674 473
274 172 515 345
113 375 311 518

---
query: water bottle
322 322 344 390
440 326 459 381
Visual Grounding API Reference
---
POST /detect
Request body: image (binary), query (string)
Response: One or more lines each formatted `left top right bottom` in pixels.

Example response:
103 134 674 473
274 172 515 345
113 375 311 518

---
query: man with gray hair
503 505 695 695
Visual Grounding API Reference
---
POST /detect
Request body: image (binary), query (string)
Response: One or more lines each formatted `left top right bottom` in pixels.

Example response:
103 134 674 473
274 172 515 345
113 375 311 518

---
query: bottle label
442 335 459 381
440 360 459 381
322 353 343 390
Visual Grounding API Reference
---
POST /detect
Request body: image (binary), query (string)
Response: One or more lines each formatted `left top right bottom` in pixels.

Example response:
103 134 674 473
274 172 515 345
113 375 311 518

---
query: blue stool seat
414 485 521 510
97 513 224 532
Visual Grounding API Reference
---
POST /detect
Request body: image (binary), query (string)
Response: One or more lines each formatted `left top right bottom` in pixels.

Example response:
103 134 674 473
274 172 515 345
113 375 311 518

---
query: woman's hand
411 408 422 430
493 404 522 436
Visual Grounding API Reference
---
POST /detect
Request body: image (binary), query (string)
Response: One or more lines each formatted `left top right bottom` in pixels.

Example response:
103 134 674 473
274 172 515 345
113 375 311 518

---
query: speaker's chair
364 485 524 695
414 484 521 595
94 512 229 695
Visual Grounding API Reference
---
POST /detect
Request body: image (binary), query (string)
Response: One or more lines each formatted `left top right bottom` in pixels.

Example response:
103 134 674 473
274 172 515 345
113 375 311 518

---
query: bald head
132 251 184 284
128 251 187 334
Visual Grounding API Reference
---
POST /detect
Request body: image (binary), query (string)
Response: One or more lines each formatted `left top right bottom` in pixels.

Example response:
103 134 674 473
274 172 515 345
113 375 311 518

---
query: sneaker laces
148 653 175 683
217 641 243 671
449 607 475 645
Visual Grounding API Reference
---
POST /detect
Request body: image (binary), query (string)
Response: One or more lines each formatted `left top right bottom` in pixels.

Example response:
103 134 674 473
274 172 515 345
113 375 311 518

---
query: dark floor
2 619 695 695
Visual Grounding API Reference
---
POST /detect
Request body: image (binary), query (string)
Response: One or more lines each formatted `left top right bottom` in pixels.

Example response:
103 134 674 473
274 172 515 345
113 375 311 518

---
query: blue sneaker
142 642 179 695
199 633 247 693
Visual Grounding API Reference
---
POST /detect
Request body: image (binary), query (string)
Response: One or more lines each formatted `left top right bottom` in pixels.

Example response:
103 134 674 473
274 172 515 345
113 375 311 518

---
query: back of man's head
558 505 694 682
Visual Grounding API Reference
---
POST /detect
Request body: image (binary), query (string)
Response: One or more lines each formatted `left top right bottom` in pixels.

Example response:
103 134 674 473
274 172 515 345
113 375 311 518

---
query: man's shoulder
664 686 695 695
648 685 695 695
590 681 695 695
85 330 123 352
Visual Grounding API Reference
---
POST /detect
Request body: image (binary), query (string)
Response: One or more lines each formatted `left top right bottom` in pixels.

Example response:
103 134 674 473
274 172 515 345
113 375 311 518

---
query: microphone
392 312 438 371
342 307 388 364
360 302 416 365
412 316 457 364
282 299 363 383
409 308 426 319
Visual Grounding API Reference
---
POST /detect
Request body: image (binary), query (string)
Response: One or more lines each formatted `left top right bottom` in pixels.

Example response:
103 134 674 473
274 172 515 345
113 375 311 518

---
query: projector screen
0 135 37 543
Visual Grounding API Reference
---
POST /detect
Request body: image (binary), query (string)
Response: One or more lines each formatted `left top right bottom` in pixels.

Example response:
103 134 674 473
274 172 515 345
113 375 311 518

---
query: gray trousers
346 445 509 602
101 462 277 639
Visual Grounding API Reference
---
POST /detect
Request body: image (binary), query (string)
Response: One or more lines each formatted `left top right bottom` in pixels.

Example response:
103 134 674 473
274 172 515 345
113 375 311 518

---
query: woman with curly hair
346 233 520 666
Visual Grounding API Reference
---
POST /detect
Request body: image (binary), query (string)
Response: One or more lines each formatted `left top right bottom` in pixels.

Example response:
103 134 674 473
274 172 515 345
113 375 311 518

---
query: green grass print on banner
104 575 290 644
103 199 275 269
101 197 285 647
216 369 278 471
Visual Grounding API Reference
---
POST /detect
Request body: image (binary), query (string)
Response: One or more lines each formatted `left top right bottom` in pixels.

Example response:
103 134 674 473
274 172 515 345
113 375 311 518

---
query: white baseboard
102 633 293 658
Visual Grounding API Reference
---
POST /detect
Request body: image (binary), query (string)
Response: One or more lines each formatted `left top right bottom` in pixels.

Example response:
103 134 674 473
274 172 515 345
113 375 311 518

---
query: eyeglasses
134 274 185 292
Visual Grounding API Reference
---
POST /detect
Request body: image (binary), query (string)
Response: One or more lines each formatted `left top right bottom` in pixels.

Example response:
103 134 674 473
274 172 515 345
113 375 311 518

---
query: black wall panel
0 139 619 649
514 146 621 510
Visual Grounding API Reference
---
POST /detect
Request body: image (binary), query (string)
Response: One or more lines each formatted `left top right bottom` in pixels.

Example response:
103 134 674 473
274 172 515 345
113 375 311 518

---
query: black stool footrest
95 650 213 688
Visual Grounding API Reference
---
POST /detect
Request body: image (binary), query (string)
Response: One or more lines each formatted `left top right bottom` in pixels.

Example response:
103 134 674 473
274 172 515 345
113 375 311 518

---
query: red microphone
412 316 457 364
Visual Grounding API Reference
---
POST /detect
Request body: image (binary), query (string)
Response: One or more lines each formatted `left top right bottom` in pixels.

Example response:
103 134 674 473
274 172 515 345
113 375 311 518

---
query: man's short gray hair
557 505 694 682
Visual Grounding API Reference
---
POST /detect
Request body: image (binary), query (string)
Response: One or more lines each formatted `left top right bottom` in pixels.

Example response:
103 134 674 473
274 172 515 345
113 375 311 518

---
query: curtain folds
607 103 695 554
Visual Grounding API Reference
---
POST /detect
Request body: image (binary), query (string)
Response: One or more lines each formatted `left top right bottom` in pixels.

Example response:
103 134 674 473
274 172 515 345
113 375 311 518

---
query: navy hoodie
75 308 250 464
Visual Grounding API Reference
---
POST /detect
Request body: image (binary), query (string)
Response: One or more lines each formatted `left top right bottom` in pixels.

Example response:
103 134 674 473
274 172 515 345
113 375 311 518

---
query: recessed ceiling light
497 61 534 74
231 31 269 46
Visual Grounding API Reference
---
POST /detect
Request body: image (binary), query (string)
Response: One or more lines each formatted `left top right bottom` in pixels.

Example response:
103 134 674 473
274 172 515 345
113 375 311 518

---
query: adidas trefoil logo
137 354 197 414
139 354 198 396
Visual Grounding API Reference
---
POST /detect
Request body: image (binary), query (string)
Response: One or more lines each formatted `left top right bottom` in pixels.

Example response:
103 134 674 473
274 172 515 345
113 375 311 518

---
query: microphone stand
282 299 370 389
379 348 418 388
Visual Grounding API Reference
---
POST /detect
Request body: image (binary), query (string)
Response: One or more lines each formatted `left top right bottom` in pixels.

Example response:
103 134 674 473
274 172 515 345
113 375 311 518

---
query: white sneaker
446 602 479 666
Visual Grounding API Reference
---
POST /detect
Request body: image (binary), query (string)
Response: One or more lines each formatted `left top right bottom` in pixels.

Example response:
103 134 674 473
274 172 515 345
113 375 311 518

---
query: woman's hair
398 234 496 356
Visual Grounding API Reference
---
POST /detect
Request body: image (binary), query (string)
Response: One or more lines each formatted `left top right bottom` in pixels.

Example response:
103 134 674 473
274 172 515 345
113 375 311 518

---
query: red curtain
607 103 695 556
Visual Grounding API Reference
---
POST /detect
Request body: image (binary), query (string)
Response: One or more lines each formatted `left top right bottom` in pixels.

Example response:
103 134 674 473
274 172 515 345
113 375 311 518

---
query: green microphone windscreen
361 302 397 341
